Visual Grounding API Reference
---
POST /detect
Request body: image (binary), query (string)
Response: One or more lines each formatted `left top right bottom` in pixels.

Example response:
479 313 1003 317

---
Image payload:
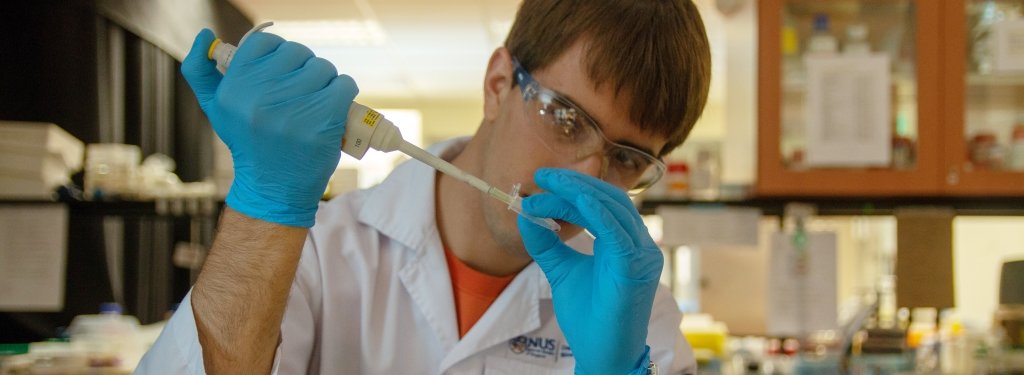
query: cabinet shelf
782 71 918 93
639 196 1024 217
0 199 222 218
967 73 1024 86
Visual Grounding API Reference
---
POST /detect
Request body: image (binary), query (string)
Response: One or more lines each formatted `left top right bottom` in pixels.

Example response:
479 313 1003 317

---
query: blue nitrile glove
181 29 358 227
519 169 663 375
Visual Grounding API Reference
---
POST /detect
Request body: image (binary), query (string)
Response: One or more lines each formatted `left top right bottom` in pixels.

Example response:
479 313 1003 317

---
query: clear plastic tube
507 184 561 232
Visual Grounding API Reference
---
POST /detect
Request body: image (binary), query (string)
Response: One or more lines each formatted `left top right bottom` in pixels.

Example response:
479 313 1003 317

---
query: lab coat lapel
397 244 460 355
359 141 466 355
439 263 550 371
357 137 469 258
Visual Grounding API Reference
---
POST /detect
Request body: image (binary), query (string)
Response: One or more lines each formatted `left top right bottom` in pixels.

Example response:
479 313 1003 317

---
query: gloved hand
181 29 358 227
519 169 663 375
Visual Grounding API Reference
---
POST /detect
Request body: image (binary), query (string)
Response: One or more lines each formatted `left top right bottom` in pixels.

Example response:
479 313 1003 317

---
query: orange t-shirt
444 249 517 338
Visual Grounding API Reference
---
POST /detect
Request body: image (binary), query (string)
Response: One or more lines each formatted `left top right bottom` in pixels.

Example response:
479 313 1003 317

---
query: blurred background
2 0 1024 373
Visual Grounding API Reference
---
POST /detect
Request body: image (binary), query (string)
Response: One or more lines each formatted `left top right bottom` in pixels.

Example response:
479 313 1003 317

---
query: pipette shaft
397 141 510 204
397 141 561 232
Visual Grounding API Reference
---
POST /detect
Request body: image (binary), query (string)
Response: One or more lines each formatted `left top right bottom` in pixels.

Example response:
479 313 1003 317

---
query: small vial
1005 115 1024 170
842 23 871 55
665 161 690 199
806 14 837 55
689 149 720 201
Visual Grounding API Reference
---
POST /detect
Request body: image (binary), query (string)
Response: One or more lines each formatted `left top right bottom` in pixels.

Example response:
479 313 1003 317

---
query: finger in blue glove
181 29 358 227
519 168 664 375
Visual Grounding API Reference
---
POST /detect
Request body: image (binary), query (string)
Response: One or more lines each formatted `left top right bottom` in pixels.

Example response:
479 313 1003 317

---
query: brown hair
504 0 711 156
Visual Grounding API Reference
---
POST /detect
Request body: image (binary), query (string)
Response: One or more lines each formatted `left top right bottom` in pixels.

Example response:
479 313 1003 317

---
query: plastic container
842 23 871 55
907 307 937 349
84 144 141 200
66 303 142 371
968 132 1003 170
680 314 728 358
891 136 915 170
689 150 720 201
939 309 970 373
24 341 88 375
665 161 690 199
806 14 837 55
1005 123 1024 170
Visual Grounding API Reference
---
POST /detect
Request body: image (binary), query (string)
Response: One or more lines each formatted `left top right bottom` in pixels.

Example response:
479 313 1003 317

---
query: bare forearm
192 207 308 374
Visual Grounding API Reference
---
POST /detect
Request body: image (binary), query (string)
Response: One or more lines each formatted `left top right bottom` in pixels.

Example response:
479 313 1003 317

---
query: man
139 0 710 374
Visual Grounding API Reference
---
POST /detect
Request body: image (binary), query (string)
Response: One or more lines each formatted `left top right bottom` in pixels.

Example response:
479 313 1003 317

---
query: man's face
478 41 668 258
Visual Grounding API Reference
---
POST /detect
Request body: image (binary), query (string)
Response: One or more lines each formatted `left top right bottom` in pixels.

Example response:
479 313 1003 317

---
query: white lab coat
138 139 696 375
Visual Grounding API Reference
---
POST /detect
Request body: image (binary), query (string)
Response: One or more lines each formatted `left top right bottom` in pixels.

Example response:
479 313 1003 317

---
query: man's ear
483 47 515 123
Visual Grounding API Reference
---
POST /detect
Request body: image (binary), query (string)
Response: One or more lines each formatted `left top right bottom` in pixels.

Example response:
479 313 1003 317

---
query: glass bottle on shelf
782 12 802 81
806 13 838 56
1005 114 1024 171
666 161 691 199
892 112 916 169
968 0 1023 74
969 1 996 74
689 149 720 201
842 23 871 55
968 131 1004 170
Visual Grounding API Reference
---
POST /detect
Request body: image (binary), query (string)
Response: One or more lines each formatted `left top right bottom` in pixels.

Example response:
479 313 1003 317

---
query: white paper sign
804 55 891 167
993 19 1024 72
766 231 838 337
0 205 68 311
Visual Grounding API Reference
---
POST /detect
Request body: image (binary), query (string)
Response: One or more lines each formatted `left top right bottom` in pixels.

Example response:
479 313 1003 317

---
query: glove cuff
626 346 654 375
226 184 317 228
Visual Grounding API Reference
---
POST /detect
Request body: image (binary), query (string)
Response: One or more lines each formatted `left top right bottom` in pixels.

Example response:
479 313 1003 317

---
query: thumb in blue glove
181 29 222 106
181 28 359 227
519 168 664 375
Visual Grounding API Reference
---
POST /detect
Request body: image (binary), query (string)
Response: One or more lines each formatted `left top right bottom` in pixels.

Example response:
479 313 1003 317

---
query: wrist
575 345 653 375
226 184 318 228
626 346 654 375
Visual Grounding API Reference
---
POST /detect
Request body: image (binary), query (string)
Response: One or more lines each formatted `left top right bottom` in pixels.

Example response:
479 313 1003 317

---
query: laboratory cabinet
942 0 1024 195
756 0 1024 197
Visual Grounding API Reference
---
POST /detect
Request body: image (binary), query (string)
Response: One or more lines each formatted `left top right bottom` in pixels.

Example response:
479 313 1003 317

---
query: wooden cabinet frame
756 0 943 196
941 0 1024 196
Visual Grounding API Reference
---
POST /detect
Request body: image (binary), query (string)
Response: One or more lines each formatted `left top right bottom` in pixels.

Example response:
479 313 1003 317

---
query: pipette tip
508 184 560 232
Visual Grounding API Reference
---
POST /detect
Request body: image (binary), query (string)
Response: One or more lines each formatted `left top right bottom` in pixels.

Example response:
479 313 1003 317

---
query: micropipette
206 22 560 232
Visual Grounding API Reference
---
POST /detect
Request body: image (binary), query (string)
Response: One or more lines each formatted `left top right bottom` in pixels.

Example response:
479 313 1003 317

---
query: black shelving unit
1 198 220 342
0 0 249 343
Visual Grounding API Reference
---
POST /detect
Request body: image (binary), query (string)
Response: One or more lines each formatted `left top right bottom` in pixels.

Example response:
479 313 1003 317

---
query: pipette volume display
206 23 560 232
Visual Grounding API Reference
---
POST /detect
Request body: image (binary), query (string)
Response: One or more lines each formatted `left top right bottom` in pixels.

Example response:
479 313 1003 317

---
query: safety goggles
512 58 666 195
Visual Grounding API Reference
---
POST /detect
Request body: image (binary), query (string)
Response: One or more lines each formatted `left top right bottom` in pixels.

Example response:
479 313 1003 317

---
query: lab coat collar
357 138 464 254
358 136 554 301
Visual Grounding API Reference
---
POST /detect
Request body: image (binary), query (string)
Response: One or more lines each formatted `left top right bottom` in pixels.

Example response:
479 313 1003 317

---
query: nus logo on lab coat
508 335 565 359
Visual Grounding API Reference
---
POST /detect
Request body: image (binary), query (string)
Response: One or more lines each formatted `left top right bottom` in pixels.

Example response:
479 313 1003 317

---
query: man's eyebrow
558 91 660 157
616 140 658 157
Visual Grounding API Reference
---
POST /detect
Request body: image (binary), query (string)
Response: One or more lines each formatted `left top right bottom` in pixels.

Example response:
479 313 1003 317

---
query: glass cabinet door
944 0 1024 195
758 0 942 196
